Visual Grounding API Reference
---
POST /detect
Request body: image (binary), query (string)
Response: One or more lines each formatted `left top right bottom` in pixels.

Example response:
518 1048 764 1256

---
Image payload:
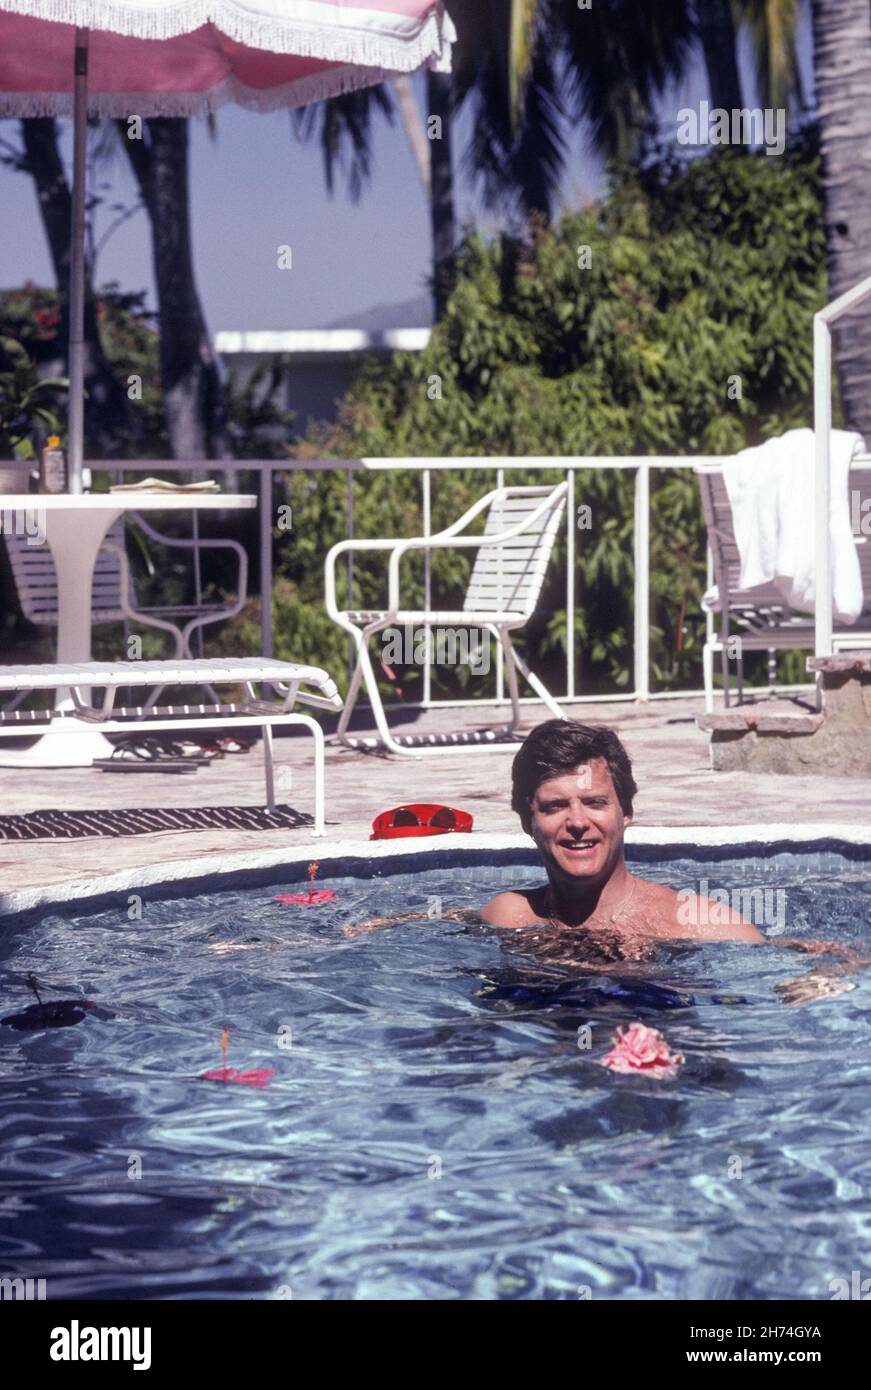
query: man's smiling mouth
561 839 599 851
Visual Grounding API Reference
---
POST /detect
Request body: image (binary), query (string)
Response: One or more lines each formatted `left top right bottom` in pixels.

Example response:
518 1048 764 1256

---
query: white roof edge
214 328 431 354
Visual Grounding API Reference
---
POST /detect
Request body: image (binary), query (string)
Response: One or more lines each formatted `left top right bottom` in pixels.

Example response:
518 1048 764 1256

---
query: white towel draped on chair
702 428 864 622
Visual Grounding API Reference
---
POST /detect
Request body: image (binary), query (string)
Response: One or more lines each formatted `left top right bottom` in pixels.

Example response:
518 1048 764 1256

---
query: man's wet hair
511 720 637 832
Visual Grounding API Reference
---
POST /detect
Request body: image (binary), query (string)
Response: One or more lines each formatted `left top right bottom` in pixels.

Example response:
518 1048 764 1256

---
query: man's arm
773 939 870 1005
343 907 482 938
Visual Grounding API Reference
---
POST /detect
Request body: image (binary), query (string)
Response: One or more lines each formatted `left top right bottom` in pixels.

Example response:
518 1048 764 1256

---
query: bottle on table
39 435 67 494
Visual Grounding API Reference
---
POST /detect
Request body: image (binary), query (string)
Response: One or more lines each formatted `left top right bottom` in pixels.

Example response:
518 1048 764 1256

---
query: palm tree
811 0 871 440
449 0 566 224
695 0 743 109
556 0 694 162
738 0 805 111
118 117 228 459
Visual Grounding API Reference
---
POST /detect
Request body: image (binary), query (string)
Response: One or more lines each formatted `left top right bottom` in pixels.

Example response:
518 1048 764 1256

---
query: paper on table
109 477 221 493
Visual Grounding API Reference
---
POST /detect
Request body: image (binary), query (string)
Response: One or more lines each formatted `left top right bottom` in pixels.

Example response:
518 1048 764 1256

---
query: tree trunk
120 117 228 460
392 75 431 195
426 69 457 321
19 117 131 455
812 0 871 439
696 0 743 110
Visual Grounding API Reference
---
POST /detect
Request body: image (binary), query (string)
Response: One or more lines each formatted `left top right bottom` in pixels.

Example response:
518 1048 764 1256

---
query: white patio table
0 491 256 766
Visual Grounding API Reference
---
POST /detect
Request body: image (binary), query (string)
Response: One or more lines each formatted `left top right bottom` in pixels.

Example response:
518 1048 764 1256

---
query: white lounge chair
0 659 342 829
325 482 568 755
697 462 871 710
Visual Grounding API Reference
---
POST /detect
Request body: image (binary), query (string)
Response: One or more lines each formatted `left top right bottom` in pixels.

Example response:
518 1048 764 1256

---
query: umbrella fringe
0 57 448 118
0 0 455 75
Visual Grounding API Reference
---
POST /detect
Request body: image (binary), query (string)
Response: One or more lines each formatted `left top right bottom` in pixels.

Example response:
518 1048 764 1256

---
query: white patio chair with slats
325 482 569 755
697 461 871 710
1 512 247 710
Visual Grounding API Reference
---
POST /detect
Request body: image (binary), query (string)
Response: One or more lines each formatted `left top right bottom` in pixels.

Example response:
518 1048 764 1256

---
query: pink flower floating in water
273 889 336 905
200 1066 273 1087
200 1025 273 1087
600 1022 684 1078
273 860 337 906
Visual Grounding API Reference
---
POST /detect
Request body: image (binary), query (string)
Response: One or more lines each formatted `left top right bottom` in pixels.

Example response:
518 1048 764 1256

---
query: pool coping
2 822 871 921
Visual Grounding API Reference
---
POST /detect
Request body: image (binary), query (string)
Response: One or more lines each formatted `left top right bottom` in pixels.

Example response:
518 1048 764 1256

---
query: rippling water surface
1 855 870 1300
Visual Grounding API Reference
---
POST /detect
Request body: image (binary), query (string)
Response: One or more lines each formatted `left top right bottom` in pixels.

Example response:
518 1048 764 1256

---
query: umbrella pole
67 26 89 495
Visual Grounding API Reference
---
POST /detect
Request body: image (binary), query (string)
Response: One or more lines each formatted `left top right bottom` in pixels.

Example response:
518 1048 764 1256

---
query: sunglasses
370 803 474 840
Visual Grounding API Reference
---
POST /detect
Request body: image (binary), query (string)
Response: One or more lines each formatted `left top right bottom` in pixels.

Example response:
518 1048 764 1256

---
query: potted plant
0 335 67 492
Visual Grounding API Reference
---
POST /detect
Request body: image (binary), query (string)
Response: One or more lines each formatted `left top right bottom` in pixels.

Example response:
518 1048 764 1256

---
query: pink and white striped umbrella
0 1 455 487
0 1 455 116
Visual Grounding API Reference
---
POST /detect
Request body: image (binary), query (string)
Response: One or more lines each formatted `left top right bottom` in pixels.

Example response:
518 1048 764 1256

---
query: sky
0 9 814 335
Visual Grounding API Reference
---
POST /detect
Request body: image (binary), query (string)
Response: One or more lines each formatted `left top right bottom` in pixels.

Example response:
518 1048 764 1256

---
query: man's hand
343 907 482 938
775 970 857 1006
775 938 869 965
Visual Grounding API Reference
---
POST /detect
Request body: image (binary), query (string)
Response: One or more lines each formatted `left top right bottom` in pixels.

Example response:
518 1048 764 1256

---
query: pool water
2 852 871 1300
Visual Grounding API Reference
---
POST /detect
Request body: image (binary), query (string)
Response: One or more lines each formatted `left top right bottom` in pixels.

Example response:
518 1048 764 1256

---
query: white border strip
2 823 870 919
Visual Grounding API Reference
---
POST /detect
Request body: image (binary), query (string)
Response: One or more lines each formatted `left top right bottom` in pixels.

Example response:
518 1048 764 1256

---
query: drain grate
0 804 310 840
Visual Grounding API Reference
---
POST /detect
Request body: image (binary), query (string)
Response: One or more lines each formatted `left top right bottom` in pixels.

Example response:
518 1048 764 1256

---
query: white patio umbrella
0 0 455 490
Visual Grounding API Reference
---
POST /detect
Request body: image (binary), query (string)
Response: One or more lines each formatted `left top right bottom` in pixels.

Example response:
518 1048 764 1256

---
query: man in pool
344 719 866 1002
480 720 761 945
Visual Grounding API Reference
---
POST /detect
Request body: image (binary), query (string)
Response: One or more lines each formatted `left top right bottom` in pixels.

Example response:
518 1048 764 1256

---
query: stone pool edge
2 822 871 921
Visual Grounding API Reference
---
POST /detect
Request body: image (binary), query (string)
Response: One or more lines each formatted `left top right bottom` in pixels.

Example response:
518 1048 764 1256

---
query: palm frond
291 85 394 203
736 0 803 112
557 0 694 161
461 8 566 219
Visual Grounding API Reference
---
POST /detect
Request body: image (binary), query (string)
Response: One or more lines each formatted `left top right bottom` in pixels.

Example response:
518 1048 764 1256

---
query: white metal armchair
325 482 568 755
3 511 247 657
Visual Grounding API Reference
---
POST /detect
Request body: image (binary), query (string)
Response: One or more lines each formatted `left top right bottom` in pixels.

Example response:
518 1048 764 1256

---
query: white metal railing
90 453 769 709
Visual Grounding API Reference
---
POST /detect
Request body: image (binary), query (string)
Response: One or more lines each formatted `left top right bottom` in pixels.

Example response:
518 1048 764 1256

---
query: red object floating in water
199 1025 272 1085
274 860 336 904
200 1067 273 1087
273 888 336 905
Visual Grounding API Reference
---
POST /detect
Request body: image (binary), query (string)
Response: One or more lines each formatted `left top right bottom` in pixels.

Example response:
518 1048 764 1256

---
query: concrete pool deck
1 693 869 913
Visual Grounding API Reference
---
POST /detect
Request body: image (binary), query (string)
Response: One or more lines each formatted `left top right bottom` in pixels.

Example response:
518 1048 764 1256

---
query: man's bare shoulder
642 879 765 942
480 889 544 928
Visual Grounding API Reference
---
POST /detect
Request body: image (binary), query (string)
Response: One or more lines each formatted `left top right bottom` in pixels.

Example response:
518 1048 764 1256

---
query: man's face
528 758 631 886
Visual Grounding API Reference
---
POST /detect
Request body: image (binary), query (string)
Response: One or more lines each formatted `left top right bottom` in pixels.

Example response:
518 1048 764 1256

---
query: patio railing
96 454 814 710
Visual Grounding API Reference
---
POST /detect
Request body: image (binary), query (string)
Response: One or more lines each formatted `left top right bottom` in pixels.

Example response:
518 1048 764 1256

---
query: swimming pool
1 846 870 1300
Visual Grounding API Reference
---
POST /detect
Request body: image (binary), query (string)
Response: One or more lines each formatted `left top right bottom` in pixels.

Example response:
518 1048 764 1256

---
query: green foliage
278 138 827 695
224 355 297 460
0 281 167 457
0 334 67 459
